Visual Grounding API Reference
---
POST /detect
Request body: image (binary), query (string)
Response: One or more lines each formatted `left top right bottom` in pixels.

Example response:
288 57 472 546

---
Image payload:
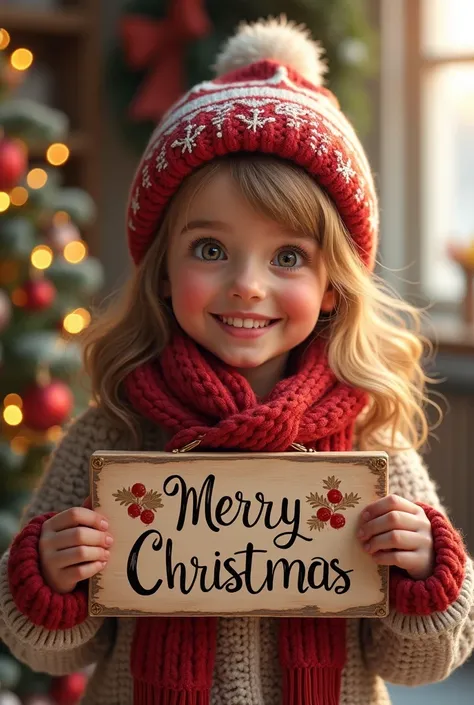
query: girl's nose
228 262 266 302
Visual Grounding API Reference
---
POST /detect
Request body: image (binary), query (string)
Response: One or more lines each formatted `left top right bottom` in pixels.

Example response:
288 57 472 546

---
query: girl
1 17 473 705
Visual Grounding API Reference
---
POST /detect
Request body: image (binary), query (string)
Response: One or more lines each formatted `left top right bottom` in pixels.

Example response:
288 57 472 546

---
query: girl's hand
357 494 435 580
39 497 113 594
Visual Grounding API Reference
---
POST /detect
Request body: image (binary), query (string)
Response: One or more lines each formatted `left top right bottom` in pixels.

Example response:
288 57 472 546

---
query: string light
0 260 19 284
27 168 48 189
0 29 11 51
63 309 90 334
46 426 63 442
3 405 23 426
10 186 28 207
0 192 11 212
77 307 91 326
52 210 70 225
11 288 27 307
31 245 53 270
46 143 70 166
3 394 23 408
10 48 33 71
10 436 28 453
63 240 87 264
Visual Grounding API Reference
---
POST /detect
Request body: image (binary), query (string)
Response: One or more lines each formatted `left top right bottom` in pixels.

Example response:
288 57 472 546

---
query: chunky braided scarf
124 331 368 705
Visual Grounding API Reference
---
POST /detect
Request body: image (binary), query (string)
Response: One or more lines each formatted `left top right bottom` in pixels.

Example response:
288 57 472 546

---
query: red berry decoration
141 509 155 525
128 503 142 518
327 489 343 505
23 279 56 311
0 137 27 190
132 482 146 498
330 513 346 530
22 380 73 431
316 507 332 522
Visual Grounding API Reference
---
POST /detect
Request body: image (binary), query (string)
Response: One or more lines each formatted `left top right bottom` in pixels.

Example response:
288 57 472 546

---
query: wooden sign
89 451 389 619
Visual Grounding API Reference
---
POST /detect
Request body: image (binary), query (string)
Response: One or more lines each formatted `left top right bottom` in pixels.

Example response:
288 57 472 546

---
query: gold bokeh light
63 240 87 264
10 48 33 71
3 405 23 426
0 192 11 212
46 143 70 166
3 394 23 408
0 29 11 51
52 210 70 225
11 288 27 307
31 245 53 270
27 168 48 189
10 186 28 207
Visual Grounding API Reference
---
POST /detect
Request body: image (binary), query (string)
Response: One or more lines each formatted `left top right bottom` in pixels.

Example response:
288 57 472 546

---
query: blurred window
380 0 474 308
420 0 474 303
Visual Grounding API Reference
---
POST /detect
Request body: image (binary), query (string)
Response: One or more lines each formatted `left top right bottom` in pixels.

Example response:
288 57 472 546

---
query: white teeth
219 316 271 329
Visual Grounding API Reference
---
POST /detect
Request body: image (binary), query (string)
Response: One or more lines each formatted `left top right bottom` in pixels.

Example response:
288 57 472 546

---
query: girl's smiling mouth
211 313 281 337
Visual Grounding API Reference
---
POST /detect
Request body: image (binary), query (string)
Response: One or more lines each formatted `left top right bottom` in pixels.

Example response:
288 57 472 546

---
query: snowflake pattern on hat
127 20 378 270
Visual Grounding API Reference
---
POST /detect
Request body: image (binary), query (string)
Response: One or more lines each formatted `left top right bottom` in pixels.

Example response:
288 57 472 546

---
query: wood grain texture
89 451 389 619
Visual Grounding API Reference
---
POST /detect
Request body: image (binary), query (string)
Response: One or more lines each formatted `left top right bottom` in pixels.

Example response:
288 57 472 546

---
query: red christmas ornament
141 509 155 525
50 672 87 705
327 489 343 505
23 279 56 311
330 513 346 530
0 138 27 190
128 503 142 518
22 380 73 431
316 507 332 523
132 482 146 498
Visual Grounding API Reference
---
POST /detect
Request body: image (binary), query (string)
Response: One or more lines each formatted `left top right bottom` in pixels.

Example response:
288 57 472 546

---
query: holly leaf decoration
307 515 325 532
322 475 341 491
142 490 164 511
112 487 137 506
306 492 330 509
334 492 361 511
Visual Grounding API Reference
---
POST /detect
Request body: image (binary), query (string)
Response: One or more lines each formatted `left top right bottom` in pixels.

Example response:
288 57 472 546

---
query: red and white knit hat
126 17 379 269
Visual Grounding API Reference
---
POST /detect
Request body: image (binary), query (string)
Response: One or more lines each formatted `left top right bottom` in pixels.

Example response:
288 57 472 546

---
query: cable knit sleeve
0 406 125 675
362 443 474 685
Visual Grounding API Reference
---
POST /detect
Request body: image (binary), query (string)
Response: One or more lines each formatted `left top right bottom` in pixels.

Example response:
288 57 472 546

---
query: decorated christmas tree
0 32 102 705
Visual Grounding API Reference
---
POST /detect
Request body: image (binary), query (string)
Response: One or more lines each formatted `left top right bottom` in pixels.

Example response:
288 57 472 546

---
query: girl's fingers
360 495 421 523
359 510 422 542
47 526 113 551
369 549 418 570
61 560 107 585
54 545 110 568
44 507 108 533
363 529 427 554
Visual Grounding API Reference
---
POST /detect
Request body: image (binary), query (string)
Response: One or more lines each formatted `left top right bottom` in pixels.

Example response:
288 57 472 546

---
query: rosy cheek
280 283 322 323
171 268 216 316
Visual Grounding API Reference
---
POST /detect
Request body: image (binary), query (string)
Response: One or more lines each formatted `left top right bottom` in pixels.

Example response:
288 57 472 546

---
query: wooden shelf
1 8 87 35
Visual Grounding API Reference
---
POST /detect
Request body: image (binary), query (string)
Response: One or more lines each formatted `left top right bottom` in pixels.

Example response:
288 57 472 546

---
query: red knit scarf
124 331 368 705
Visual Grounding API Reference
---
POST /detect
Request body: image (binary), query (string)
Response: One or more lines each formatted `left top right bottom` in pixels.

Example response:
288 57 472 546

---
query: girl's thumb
82 495 92 509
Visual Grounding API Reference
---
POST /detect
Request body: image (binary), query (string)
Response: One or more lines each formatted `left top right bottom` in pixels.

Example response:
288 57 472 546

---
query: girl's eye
193 240 225 261
272 248 306 268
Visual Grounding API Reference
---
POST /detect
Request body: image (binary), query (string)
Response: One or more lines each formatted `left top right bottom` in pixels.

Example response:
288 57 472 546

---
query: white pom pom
214 16 327 87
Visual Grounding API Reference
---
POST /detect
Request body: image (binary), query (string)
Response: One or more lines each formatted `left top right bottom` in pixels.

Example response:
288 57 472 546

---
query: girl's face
165 170 335 393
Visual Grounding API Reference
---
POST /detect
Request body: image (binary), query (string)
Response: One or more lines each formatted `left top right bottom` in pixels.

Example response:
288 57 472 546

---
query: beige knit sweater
1 406 473 705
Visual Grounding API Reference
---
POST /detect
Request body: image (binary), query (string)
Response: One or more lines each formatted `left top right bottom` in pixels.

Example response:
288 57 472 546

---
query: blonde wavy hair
83 154 439 451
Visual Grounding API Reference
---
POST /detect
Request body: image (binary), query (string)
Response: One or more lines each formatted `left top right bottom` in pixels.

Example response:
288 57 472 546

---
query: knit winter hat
126 17 379 269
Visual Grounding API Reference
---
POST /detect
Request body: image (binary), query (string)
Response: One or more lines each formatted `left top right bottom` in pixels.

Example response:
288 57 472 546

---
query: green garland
108 0 377 153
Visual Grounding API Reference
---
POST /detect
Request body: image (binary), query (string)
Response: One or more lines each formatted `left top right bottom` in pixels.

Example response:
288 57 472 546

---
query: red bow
121 0 211 122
